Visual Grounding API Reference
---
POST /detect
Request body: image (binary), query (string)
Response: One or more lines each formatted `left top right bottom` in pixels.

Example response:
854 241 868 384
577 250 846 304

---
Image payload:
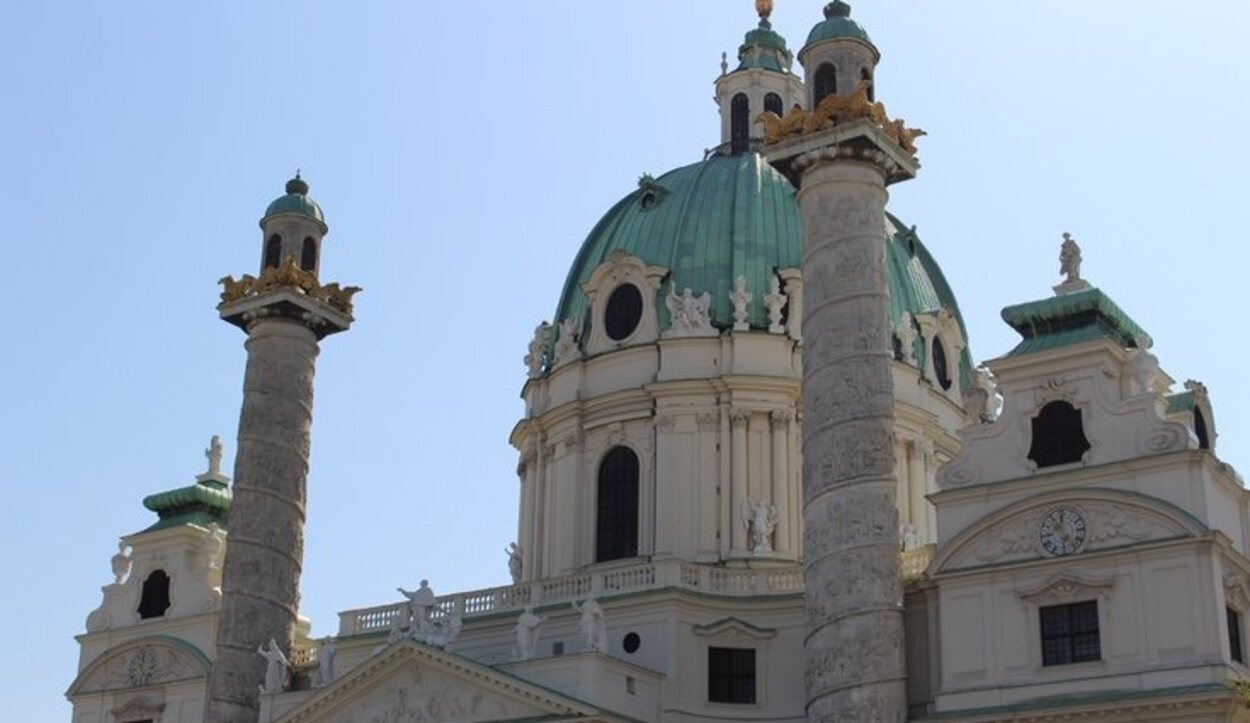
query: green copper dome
554 151 973 384
261 174 325 227
736 19 793 73
803 1 877 55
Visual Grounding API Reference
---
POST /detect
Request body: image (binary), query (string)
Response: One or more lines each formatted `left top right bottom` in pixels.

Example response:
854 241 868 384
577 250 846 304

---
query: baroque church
68 3 1250 722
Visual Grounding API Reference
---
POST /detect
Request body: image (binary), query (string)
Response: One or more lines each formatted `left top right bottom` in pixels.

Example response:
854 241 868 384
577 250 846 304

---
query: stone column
729 408 751 555
770 410 792 555
210 253 354 723
207 319 319 722
790 151 909 721
907 440 927 538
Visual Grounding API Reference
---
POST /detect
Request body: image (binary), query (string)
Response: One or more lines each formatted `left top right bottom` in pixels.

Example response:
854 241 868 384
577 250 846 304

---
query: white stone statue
763 276 787 334
1059 232 1082 283
523 322 551 379
398 579 437 637
1131 334 1159 392
514 606 545 661
729 275 752 331
572 597 608 653
552 318 580 366
895 312 918 365
202 522 225 571
423 611 463 649
317 636 337 687
962 366 1000 425
506 542 522 584
663 287 716 338
743 500 779 554
900 522 921 552
110 541 132 585
205 435 224 476
257 638 290 694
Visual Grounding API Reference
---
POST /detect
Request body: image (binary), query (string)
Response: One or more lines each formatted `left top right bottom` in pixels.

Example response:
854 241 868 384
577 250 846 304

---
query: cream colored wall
714 68 805 146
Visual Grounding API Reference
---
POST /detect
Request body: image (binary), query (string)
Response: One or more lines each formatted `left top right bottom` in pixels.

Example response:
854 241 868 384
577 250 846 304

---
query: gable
276 642 615 723
933 488 1204 574
67 635 211 696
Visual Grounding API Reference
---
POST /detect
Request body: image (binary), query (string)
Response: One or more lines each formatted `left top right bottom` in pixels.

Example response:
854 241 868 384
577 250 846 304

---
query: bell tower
714 0 804 153
764 3 925 720
204 176 358 723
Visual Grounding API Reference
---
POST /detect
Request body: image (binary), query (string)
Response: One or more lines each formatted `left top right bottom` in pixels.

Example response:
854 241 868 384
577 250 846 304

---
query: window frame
707 646 757 705
1039 600 1102 667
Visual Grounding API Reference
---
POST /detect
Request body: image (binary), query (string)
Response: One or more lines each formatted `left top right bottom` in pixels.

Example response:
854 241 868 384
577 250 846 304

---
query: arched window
763 92 783 116
814 64 837 107
300 237 317 272
137 569 172 619
860 67 874 102
730 93 750 154
596 446 639 562
264 234 282 269
1028 401 1091 468
1195 408 1211 450
932 337 952 391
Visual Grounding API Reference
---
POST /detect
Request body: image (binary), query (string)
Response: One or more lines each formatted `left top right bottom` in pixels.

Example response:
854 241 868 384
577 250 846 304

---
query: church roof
802 1 877 57
141 476 231 532
262 174 325 227
1000 287 1147 357
553 151 972 383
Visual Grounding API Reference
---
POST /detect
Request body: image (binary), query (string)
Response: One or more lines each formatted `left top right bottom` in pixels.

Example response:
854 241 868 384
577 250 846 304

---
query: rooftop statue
1060 232 1083 284
572 597 608 653
257 638 290 694
317 637 336 687
506 542 523 584
514 606 545 661
205 435 223 477
110 541 132 585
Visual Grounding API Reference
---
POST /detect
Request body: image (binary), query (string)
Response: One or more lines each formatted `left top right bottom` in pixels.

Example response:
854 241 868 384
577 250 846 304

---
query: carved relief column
770 411 792 555
766 112 919 718
730 408 751 556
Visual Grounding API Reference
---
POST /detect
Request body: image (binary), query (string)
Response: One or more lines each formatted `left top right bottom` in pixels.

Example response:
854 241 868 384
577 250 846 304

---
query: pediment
275 640 613 723
67 635 211 696
692 617 777 641
933 489 1203 574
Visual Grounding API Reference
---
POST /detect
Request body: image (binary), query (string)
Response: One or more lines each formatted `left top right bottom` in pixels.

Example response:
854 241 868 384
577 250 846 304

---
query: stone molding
692 616 778 640
1017 571 1115 605
932 489 1202 574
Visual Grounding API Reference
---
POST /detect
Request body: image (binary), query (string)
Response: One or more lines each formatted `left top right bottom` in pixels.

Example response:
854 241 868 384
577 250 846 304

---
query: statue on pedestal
572 597 608 653
514 606 545 661
110 541 132 585
743 500 779 554
397 580 437 637
257 638 290 694
506 542 523 584
729 275 752 331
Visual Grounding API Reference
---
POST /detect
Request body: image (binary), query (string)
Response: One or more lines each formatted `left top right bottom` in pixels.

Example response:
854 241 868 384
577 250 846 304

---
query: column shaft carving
207 319 318 723
794 159 906 720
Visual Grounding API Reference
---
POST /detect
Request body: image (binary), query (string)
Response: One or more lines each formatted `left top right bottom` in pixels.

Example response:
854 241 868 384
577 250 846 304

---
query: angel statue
571 596 608 653
514 606 545 661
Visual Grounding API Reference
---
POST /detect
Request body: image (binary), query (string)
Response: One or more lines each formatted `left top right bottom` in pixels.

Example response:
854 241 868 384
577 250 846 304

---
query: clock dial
1039 507 1087 556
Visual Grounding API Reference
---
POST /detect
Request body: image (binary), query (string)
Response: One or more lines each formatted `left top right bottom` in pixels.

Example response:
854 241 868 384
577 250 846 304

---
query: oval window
604 284 644 341
933 337 952 391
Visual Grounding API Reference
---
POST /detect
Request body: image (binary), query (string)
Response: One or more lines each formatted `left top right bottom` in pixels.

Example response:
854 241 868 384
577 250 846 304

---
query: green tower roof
141 476 231 532
803 1 877 56
1000 287 1148 357
553 151 973 385
261 174 325 227
736 19 793 73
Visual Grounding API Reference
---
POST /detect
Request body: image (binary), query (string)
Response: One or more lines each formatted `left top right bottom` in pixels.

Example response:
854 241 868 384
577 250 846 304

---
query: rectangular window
1040 600 1101 666
1229 607 1244 664
708 647 756 704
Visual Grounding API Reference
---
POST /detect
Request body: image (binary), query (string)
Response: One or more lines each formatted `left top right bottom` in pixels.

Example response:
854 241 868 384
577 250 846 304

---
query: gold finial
756 0 773 21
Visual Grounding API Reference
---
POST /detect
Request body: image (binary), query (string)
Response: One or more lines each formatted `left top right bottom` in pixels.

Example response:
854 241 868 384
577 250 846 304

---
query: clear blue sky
3 2 1247 718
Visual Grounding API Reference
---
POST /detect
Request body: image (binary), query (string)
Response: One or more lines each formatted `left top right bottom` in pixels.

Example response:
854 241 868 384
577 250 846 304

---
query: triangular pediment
275 640 622 723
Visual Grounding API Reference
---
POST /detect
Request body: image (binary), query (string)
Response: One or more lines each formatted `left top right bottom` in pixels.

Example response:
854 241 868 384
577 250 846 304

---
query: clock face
1039 507 1087 556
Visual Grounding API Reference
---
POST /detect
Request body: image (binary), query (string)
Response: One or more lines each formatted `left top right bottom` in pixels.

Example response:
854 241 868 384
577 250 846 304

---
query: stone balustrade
336 553 932 637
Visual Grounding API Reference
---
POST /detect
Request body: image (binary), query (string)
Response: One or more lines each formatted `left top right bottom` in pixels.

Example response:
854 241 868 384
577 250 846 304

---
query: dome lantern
714 2 803 154
258 172 328 277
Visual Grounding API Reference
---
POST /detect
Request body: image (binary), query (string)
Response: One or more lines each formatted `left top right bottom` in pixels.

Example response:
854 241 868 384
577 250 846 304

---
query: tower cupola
259 173 327 277
714 1 803 153
798 1 880 110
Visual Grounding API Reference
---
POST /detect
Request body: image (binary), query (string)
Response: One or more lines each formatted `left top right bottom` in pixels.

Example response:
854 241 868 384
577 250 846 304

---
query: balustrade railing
336 552 931 637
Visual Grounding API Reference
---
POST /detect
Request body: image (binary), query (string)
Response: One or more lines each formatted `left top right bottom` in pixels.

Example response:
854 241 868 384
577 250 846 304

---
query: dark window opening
932 337 952 390
1230 607 1244 663
137 569 172 619
264 234 282 269
860 67 874 101
596 446 639 562
1196 408 1211 450
763 92 783 116
730 93 750 154
623 632 641 653
300 237 317 272
1040 600 1101 666
604 284 644 341
552 641 564 655
814 63 837 107
1028 401 1091 468
708 647 756 704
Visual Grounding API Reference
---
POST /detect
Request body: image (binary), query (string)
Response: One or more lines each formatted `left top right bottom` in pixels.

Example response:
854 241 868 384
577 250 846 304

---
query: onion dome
802 1 878 59
261 173 326 229
554 151 973 386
